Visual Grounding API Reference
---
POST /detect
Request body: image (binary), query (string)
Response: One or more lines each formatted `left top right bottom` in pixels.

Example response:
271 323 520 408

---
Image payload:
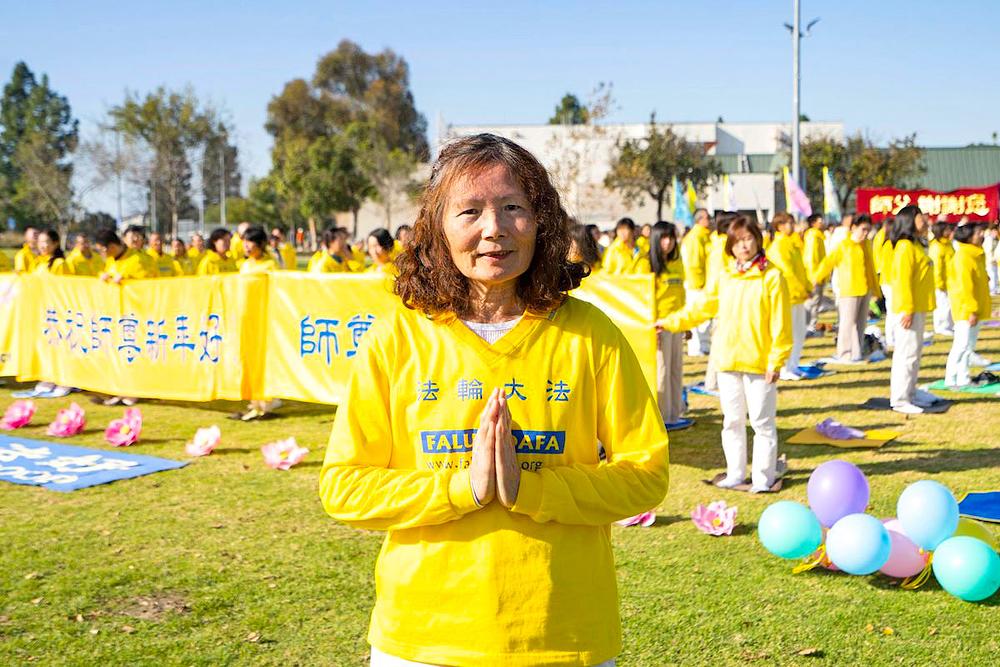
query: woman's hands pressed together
469 388 521 508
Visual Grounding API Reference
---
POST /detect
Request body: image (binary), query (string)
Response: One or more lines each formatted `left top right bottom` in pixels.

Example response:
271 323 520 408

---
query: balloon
826 513 892 575
932 536 1000 602
879 518 929 578
758 501 823 560
896 481 959 551
953 518 999 551
807 460 870 527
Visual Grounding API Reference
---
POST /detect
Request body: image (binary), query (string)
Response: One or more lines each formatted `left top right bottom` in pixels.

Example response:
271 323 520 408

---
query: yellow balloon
953 518 999 551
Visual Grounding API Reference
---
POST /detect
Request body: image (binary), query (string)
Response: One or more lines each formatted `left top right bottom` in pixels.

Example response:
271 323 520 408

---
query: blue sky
4 1 999 213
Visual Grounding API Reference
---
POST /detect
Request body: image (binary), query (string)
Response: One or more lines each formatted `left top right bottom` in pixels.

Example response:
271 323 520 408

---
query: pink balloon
880 518 929 578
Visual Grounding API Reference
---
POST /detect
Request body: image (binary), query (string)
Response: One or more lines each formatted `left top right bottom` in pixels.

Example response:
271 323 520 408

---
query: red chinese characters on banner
856 185 999 222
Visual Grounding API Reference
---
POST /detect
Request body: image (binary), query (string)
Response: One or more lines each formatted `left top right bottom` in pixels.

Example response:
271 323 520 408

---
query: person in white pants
888 206 935 414
657 216 792 491
929 221 955 337
765 212 811 380
946 223 991 386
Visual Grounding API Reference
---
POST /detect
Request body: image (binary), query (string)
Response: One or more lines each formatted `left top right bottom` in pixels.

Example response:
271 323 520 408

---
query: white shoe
716 475 745 489
750 485 772 494
779 369 803 381
892 402 924 415
970 354 992 367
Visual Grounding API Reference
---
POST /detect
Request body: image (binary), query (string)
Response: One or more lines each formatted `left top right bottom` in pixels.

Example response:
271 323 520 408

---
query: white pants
945 320 980 386
933 289 953 334
890 312 925 407
881 283 895 347
686 288 712 356
717 371 779 488
370 647 615 667
785 303 806 373
989 260 1000 294
656 330 684 424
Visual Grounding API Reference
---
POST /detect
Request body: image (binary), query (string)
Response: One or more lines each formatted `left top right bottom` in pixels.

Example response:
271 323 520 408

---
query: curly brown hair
395 133 586 316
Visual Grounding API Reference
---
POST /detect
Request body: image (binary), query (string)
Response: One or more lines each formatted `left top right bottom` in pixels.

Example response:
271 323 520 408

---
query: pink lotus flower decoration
105 408 142 447
185 425 221 457
616 511 656 527
0 400 36 430
691 500 738 536
46 402 86 437
261 437 309 470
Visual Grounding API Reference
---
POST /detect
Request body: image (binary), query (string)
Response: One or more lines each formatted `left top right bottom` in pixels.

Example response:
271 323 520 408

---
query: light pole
785 2 819 188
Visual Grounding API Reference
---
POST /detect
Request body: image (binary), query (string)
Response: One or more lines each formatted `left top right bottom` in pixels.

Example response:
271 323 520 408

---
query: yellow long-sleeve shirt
890 239 935 315
928 237 954 292
187 247 206 266
65 249 102 276
601 238 650 274
703 232 729 294
810 236 879 299
196 251 238 275
654 256 686 316
278 242 298 270
766 231 812 304
307 250 354 273
14 244 36 273
874 227 894 283
947 243 991 321
104 248 156 280
662 260 792 374
228 233 244 262
32 255 72 275
239 255 278 274
146 249 184 277
803 227 827 277
680 224 711 290
319 297 669 667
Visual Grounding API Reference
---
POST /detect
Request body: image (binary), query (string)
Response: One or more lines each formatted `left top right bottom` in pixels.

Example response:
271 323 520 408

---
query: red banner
855 184 1000 222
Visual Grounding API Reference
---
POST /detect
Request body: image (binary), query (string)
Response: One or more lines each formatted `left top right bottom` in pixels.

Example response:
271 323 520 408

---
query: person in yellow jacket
658 216 791 492
650 221 691 430
365 227 399 276
196 228 238 275
14 226 39 273
307 227 357 273
888 206 935 414
320 134 668 667
874 218 897 347
601 217 650 274
227 222 249 262
65 234 103 276
928 220 955 336
810 215 879 362
568 223 603 276
95 228 156 283
945 223 992 387
680 209 712 355
33 228 72 275
169 238 195 275
269 227 298 270
766 212 812 379
801 213 828 332
146 232 184 277
698 214 737 393
187 233 207 266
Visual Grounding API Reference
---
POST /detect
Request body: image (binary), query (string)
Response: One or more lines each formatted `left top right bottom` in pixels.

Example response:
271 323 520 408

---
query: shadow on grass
652 514 685 528
855 446 998 477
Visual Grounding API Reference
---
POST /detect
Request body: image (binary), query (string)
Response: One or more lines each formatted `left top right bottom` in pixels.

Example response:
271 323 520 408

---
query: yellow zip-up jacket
278 242 298 270
601 238 650 274
875 228 895 283
227 233 244 261
65 249 102 276
654 256 686 316
766 231 812 304
307 250 355 273
803 227 826 278
196 251 237 275
661 260 792 374
947 243 991 321
32 255 72 275
928 238 954 292
146 249 184 277
810 236 879 299
890 239 935 315
170 253 195 275
680 224 711 289
703 232 729 294
14 244 35 273
320 298 669 667
187 247 206 266
104 248 156 280
239 255 278 274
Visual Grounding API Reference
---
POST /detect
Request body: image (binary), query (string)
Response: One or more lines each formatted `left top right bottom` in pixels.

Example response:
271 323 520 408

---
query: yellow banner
1 273 658 405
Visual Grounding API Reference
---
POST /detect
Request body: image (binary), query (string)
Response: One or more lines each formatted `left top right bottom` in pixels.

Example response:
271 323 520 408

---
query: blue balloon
896 480 959 550
758 501 823 560
826 513 892 575
932 536 1000 602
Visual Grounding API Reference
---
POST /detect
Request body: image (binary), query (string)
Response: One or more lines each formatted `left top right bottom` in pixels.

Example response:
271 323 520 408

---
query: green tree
548 93 590 125
201 121 241 212
109 87 216 237
604 115 722 220
354 123 418 227
0 62 78 227
795 132 925 213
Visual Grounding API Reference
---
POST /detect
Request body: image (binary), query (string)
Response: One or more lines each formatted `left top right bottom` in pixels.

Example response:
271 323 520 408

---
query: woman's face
367 236 388 263
851 223 871 243
730 228 759 263
442 163 537 291
37 233 55 256
659 234 676 257
914 213 927 234
245 240 263 259
214 234 231 254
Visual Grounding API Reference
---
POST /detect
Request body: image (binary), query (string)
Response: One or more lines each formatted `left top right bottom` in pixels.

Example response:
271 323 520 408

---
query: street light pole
792 0 801 188
220 148 226 228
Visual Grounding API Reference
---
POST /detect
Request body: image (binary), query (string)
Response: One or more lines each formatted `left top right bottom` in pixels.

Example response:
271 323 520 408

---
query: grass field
1 302 999 666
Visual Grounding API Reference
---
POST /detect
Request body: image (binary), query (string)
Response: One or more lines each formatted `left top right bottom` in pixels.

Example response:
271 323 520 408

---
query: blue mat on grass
958 491 1000 524
0 435 186 492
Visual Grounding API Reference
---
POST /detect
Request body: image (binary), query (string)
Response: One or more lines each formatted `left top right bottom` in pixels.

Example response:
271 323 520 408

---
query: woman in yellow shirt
320 134 668 667
658 216 791 492
810 215 879 362
366 228 399 276
33 228 72 275
928 220 955 336
307 227 356 273
568 223 603 275
874 218 897 346
888 205 935 414
238 226 279 274
601 217 650 274
766 212 812 379
650 221 689 430
196 228 238 275
945 223 992 387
